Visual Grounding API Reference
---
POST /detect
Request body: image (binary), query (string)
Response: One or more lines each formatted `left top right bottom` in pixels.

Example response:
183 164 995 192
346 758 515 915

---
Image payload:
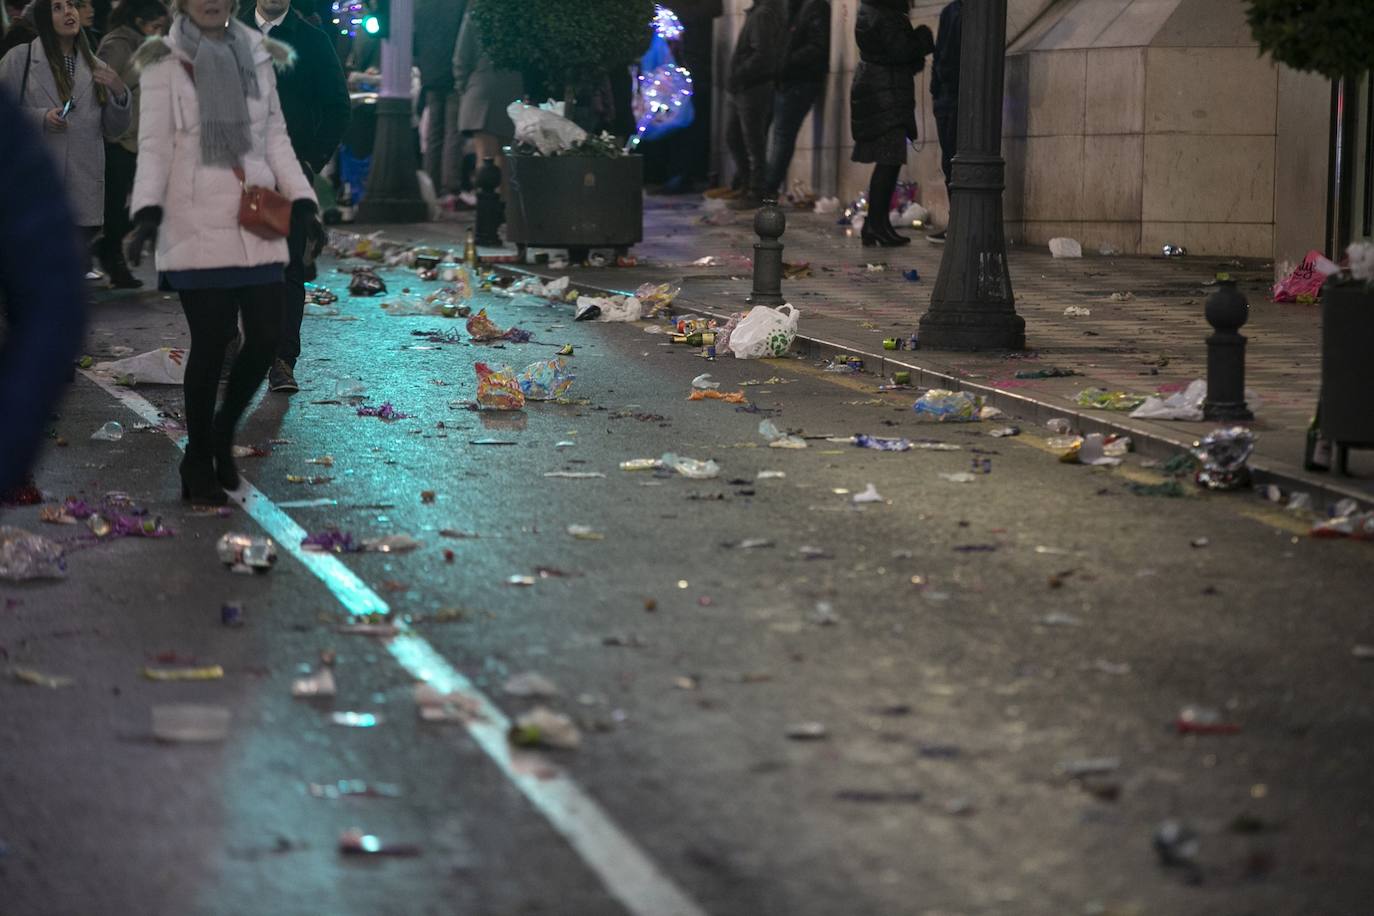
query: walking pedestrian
0 86 87 494
414 0 466 202
452 6 522 203
0 0 35 57
721 0 784 210
96 0 169 289
759 0 829 202
124 0 319 505
0 0 132 259
239 0 348 394
849 0 931 246
928 0 958 244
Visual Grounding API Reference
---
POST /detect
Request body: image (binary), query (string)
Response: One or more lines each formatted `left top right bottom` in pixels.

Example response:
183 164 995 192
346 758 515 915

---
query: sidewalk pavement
355 194 1371 508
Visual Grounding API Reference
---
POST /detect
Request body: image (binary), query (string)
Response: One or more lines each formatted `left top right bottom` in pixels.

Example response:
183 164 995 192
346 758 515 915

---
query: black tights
866 163 901 233
178 283 283 459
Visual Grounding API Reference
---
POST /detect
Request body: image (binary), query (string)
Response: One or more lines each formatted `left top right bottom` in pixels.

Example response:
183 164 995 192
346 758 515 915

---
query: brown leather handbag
233 165 291 239
178 60 291 240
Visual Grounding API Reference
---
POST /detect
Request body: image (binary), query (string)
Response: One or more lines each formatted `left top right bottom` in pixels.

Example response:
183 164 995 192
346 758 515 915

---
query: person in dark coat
759 0 829 201
241 0 349 394
654 0 721 194
928 0 959 243
413 0 465 197
722 0 785 209
0 87 87 494
96 0 169 289
849 0 931 246
0 2 35 70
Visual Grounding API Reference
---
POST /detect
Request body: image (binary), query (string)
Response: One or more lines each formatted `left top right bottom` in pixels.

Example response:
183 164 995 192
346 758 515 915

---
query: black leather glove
289 199 324 273
124 207 161 268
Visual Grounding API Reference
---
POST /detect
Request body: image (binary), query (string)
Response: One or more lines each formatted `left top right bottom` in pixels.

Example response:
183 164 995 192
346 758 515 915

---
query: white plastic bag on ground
727 304 801 359
1130 379 1207 421
1049 238 1083 259
600 296 642 322
93 348 186 385
892 202 930 226
507 101 588 155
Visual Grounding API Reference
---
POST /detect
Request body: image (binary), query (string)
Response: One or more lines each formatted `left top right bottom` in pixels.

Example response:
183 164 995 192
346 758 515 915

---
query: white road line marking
80 370 709 916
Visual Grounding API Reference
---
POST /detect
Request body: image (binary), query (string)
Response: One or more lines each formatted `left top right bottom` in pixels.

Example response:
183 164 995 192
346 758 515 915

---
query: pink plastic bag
1272 250 1339 304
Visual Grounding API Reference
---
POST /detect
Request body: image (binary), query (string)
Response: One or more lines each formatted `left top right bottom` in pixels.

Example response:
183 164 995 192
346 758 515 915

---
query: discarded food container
0 526 67 580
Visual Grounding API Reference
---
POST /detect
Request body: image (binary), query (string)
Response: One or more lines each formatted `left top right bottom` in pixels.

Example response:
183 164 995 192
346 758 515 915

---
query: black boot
180 454 228 506
211 414 240 491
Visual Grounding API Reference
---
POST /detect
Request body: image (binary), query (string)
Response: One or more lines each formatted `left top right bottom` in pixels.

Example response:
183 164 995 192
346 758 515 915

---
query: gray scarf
173 15 260 167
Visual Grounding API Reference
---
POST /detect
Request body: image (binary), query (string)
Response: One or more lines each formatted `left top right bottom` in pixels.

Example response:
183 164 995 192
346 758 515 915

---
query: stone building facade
707 0 1341 268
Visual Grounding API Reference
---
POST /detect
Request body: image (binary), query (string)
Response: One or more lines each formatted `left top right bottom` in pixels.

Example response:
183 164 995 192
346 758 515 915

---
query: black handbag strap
20 40 31 103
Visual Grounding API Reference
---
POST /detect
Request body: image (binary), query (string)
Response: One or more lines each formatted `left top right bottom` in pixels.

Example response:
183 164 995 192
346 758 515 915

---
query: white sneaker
85 269 106 282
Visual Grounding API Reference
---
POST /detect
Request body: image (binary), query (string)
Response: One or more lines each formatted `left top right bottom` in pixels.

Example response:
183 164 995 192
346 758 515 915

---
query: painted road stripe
81 370 709 916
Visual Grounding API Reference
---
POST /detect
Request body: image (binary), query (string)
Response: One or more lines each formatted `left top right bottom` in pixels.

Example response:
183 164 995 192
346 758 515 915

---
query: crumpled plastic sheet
759 420 807 449
508 100 589 155
660 453 720 479
1311 510 1374 540
912 389 982 422
518 358 575 401
1075 387 1146 412
0 526 67 580
634 282 680 317
1130 379 1207 421
852 434 911 452
1193 426 1255 491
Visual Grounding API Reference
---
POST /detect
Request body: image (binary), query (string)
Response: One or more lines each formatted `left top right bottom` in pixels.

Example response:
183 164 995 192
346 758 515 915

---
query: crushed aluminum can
1162 244 1188 257
1193 426 1255 491
216 532 278 573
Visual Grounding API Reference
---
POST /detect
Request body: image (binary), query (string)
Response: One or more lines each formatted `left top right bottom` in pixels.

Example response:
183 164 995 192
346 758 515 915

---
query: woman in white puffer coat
125 0 319 505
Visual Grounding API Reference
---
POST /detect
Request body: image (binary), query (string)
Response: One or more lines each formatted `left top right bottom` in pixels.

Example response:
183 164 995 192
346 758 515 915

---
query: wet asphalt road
2 250 1374 916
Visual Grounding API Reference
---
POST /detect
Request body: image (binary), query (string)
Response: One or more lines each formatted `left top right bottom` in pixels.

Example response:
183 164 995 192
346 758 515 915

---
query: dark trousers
935 108 957 186
99 143 136 268
763 80 823 197
278 162 316 368
179 283 283 458
866 163 901 234
724 84 774 195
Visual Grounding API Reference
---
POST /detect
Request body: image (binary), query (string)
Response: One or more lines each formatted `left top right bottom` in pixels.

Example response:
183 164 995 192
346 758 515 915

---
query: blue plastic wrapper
912 389 982 422
852 434 912 452
518 358 574 401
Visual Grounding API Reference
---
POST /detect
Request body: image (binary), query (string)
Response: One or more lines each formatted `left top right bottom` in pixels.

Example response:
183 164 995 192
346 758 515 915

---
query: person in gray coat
452 7 522 200
0 0 131 248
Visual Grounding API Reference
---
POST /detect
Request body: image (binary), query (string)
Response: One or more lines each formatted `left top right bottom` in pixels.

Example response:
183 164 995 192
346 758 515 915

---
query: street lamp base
917 309 1026 351
356 97 428 225
1202 403 1254 422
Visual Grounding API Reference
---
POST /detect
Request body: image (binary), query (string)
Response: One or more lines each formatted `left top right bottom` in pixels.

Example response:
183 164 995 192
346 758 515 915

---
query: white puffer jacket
130 20 315 273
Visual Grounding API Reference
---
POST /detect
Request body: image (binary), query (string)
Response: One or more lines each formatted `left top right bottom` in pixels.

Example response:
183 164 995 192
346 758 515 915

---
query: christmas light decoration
631 5 693 144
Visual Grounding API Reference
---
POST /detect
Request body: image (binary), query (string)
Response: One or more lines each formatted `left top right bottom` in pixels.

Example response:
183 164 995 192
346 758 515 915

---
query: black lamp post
918 0 1025 351
356 0 427 224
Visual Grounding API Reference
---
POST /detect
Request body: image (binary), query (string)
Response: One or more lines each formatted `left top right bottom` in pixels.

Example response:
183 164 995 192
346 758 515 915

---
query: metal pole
746 198 786 307
357 0 427 223
918 0 1024 350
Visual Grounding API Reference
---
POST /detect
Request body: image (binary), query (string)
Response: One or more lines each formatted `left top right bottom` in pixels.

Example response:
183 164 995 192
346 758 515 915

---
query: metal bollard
746 198 786 307
1202 274 1254 421
473 157 504 248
